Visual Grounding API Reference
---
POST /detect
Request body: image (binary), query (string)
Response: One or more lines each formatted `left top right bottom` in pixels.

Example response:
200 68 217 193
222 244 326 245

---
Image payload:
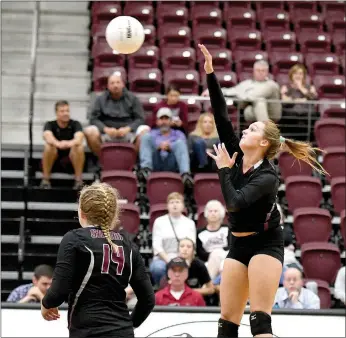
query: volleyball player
198 44 327 338
41 182 155 338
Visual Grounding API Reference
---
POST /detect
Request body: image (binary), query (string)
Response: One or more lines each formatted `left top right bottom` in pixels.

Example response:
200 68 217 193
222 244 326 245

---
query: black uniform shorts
226 226 284 266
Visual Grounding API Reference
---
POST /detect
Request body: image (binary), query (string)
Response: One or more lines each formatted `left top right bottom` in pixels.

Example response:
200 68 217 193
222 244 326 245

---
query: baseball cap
157 107 172 119
167 257 189 270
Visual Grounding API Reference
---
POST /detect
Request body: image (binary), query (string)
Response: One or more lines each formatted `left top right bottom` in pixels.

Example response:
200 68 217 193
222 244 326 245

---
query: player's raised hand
207 143 238 169
198 44 214 74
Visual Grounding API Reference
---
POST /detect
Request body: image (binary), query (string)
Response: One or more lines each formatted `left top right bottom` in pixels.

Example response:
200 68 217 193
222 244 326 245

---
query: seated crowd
40 63 318 188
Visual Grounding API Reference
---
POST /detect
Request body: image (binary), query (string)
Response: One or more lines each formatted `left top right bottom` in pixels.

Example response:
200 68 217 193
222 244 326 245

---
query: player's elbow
226 197 246 211
147 291 156 311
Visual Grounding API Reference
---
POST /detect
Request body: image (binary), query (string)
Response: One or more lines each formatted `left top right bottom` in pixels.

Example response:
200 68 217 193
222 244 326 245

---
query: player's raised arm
198 44 243 162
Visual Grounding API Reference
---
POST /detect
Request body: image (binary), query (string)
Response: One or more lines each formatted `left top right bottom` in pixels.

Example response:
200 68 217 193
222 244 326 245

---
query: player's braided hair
79 182 120 252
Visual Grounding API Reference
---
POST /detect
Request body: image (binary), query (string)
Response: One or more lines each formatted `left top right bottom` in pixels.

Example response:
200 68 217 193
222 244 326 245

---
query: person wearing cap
139 107 193 187
155 257 206 307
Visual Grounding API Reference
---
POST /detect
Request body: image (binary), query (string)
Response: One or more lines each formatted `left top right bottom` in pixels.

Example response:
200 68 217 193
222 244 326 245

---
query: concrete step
2 52 31 75
1 32 32 51
1 122 44 146
1 76 31 97
1 1 35 12
39 1 89 14
36 53 89 77
38 33 89 52
1 13 34 32
39 13 90 35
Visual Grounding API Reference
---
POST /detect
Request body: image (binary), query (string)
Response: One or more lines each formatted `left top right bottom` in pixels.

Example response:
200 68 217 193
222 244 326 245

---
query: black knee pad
218 318 239 338
249 311 272 336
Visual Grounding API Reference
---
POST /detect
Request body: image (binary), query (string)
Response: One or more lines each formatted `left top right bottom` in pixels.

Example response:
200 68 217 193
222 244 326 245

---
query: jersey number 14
101 244 125 275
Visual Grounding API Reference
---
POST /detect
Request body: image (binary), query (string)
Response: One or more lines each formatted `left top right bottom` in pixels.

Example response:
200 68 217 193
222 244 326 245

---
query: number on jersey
101 244 125 275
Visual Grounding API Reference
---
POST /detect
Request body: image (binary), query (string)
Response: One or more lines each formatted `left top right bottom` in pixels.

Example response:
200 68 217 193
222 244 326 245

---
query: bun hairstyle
79 182 120 252
204 200 226 220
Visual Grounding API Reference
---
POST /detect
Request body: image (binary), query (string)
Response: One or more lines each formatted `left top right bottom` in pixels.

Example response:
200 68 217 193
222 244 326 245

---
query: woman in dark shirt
199 44 327 338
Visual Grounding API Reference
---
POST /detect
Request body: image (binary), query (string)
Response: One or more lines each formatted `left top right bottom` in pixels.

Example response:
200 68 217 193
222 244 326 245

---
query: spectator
274 267 320 309
280 64 318 140
178 238 214 296
151 85 188 134
139 108 193 187
41 100 85 189
155 257 206 307
334 266 345 307
7 265 53 303
84 73 145 156
197 200 230 279
188 112 219 172
202 60 281 122
150 192 196 285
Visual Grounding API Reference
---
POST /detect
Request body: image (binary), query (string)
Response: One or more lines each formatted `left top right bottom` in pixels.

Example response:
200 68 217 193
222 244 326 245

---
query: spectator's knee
172 139 187 150
84 125 100 138
71 143 84 153
44 143 57 155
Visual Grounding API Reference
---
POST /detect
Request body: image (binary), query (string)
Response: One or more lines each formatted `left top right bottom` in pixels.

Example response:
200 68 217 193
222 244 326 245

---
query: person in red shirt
155 257 206 307
151 85 189 134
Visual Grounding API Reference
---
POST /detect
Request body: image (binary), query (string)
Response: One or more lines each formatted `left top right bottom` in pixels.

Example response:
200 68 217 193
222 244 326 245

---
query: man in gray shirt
85 73 145 155
202 60 282 122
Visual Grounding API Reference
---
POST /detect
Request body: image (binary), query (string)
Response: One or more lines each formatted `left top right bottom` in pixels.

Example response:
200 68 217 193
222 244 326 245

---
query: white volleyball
105 16 145 54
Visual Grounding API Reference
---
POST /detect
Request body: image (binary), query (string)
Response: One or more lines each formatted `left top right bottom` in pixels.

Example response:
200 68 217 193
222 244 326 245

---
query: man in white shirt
202 60 281 122
150 192 196 285
334 266 345 306
274 267 320 309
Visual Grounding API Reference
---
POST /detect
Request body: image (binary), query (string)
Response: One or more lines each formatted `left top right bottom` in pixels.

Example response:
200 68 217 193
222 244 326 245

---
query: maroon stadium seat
138 94 161 114
201 70 237 90
93 66 127 92
304 279 332 309
123 3 154 25
264 31 297 53
228 29 262 51
187 113 200 133
100 143 137 171
128 68 162 93
158 25 191 49
325 14 346 34
233 50 268 74
305 53 340 77
149 203 188 231
224 8 256 30
203 100 237 126
101 170 138 203
127 45 159 69
92 3 122 24
224 1 251 11
259 9 290 32
156 5 188 27
320 1 346 19
278 152 312 180
301 242 341 284
270 52 304 76
313 75 345 99
119 204 140 235
293 207 332 246
194 174 225 207
197 48 232 72
285 176 322 212
332 30 346 57
298 32 332 54
163 69 200 94
323 147 346 182
142 25 156 46
191 6 222 31
319 102 346 119
147 173 184 205
287 1 318 15
293 12 324 34
180 98 203 114
315 118 346 148
331 177 346 214
92 41 126 68
193 26 227 49
161 47 196 70
255 1 285 12
190 1 220 9
340 209 346 245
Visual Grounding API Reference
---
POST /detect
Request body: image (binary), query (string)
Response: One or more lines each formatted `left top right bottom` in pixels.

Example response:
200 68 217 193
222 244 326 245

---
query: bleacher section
1 1 345 308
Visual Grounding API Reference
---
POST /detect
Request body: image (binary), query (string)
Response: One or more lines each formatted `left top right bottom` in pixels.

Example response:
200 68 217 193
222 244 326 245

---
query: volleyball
105 16 145 55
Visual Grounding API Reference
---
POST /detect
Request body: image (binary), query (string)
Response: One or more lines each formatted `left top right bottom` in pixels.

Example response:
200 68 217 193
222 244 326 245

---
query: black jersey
207 72 281 233
42 226 155 338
